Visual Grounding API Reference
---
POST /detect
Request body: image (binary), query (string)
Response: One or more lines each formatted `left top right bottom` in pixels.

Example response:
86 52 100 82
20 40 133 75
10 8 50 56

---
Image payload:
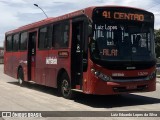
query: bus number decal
102 11 111 18
46 57 57 65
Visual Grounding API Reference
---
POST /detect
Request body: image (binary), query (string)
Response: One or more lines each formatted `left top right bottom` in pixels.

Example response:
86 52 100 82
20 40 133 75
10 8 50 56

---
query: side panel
45 67 56 87
46 50 58 87
47 49 71 88
19 51 28 81
36 50 48 85
12 51 20 78
4 35 28 80
4 52 13 77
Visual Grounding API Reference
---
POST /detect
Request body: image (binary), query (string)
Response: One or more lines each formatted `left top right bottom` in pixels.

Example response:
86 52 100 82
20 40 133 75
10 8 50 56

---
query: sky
0 0 160 47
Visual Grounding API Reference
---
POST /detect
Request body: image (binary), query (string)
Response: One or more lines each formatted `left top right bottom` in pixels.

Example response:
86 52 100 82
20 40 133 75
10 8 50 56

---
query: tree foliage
155 29 160 58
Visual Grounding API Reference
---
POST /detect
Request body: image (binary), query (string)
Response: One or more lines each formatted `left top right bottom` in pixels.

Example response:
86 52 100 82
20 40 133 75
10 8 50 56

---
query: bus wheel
18 68 24 86
60 73 74 99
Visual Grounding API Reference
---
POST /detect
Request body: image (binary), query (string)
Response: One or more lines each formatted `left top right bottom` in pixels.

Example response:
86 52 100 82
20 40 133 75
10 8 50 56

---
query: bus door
71 21 84 89
28 31 37 81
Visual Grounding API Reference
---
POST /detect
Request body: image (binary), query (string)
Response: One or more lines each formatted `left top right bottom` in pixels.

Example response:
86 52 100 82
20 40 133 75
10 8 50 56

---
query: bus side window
20 32 27 51
39 25 52 49
53 24 61 48
39 27 47 49
6 35 12 51
53 21 69 48
47 25 53 48
62 24 69 47
13 34 19 51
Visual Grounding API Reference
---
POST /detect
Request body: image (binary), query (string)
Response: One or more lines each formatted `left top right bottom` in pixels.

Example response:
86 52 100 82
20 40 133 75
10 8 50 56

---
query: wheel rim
61 79 70 97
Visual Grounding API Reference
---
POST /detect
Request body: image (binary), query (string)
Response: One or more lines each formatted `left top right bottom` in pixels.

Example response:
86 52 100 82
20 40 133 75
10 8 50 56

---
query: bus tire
18 68 25 86
60 73 74 99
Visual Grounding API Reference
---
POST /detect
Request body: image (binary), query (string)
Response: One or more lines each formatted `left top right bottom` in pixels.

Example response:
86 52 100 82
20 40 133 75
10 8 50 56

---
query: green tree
155 29 160 58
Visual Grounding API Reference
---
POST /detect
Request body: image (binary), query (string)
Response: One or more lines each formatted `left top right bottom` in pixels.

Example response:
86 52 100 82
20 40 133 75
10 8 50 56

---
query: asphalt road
0 64 160 120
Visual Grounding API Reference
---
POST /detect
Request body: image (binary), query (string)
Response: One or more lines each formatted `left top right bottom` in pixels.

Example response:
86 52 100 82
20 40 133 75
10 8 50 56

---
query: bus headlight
148 71 156 80
98 72 110 81
93 70 111 81
146 71 156 80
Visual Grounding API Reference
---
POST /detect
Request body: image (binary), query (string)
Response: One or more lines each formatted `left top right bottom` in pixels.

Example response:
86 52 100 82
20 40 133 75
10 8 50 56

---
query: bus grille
111 76 148 82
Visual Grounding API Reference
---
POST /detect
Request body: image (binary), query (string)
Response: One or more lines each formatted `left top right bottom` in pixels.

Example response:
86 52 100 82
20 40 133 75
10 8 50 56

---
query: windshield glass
90 21 154 62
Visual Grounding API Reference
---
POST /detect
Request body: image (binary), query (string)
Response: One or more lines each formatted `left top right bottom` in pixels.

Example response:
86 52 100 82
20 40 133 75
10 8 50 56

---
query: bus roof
5 5 150 35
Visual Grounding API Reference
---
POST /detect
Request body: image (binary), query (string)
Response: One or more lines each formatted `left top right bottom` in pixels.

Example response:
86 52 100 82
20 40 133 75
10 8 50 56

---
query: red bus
4 6 156 99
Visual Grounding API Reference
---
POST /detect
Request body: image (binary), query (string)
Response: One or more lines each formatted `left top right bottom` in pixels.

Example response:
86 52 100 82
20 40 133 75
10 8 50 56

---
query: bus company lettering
103 49 118 56
112 73 124 77
102 11 144 21
46 57 57 64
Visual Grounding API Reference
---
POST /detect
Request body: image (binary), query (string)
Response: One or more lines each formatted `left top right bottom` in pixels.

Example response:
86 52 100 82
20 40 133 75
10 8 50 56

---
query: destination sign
93 7 154 22
102 11 144 21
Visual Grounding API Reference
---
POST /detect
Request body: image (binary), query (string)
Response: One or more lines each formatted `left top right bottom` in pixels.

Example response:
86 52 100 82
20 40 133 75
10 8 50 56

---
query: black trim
92 59 156 70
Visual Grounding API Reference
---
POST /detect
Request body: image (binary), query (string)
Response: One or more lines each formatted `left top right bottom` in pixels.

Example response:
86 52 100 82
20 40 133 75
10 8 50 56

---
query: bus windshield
90 21 155 62
90 7 156 67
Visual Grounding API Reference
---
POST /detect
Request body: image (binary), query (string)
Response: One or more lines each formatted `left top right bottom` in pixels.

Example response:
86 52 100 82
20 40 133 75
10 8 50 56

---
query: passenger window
39 25 52 49
53 22 69 48
6 35 12 51
53 24 61 48
39 27 47 49
13 34 19 51
62 23 69 47
20 32 27 50
47 25 53 48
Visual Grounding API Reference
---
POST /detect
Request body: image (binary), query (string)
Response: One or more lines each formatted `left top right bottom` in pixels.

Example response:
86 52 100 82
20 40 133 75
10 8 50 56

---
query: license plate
126 86 137 89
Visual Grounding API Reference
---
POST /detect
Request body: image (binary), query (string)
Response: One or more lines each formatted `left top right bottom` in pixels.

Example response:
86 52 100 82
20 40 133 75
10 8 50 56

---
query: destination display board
93 7 154 22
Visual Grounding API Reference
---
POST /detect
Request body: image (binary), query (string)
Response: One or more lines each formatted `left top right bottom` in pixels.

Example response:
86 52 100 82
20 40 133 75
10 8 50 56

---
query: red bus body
4 6 156 97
